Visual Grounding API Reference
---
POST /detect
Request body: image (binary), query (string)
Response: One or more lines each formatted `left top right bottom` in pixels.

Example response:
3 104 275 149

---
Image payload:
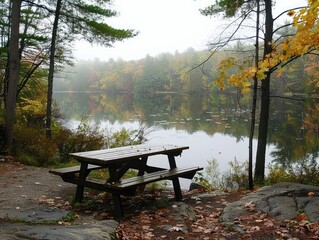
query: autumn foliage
215 0 319 92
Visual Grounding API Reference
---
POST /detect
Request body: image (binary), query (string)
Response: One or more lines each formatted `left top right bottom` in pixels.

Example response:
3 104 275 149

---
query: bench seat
107 166 203 190
49 164 103 180
50 166 203 192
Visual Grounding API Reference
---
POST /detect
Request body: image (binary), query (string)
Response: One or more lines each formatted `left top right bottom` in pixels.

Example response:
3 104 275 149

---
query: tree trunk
248 0 260 190
254 0 273 183
5 0 22 150
46 0 62 138
255 74 270 182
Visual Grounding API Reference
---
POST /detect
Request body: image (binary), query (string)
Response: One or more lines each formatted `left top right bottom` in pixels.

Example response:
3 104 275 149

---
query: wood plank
49 164 102 176
69 144 189 165
61 167 203 192
107 167 203 190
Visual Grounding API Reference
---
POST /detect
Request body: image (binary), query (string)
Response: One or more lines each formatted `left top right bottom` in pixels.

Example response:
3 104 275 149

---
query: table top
69 144 189 166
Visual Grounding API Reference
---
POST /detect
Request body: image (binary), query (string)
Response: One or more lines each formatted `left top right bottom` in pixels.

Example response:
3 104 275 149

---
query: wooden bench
50 165 203 192
50 165 203 218
107 166 203 190
49 164 103 181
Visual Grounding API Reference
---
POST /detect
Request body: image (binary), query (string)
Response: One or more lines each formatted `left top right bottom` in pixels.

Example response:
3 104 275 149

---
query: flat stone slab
0 163 119 239
0 206 69 223
0 220 118 240
221 182 319 223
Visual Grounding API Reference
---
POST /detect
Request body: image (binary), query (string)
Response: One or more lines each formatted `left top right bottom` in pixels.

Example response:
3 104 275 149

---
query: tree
2 0 137 139
254 0 273 183
203 0 319 183
5 0 22 149
249 0 260 189
44 0 137 138
203 0 319 181
200 0 261 187
46 0 61 138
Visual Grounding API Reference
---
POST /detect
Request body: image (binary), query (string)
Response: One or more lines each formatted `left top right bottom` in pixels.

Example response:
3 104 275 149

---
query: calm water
54 92 318 188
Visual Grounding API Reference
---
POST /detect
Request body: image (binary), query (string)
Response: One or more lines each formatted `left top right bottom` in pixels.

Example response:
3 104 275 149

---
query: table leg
112 193 123 219
75 162 88 202
168 154 182 201
137 157 148 192
108 167 124 219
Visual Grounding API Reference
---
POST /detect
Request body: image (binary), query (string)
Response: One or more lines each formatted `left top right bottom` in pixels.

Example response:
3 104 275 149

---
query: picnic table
49 144 203 219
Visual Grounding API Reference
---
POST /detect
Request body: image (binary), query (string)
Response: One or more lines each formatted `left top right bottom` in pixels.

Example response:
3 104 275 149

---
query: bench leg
112 193 123 219
172 178 183 201
75 163 88 202
168 154 183 201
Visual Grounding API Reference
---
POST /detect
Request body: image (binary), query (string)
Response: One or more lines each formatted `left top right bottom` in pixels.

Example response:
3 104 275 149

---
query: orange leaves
296 213 309 221
214 0 319 92
282 0 319 58
288 10 296 17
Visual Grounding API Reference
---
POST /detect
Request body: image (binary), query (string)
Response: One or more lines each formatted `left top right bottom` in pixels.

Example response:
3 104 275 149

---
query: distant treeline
54 47 316 96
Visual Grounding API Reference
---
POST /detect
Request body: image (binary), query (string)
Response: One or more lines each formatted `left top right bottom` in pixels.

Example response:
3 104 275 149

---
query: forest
54 46 314 96
0 0 319 188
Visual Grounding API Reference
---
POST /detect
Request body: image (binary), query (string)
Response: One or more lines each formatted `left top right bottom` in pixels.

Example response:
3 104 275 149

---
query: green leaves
200 0 245 17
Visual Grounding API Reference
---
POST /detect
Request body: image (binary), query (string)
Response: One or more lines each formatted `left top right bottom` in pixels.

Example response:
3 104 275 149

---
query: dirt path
0 162 74 216
1 161 319 240
0 162 117 240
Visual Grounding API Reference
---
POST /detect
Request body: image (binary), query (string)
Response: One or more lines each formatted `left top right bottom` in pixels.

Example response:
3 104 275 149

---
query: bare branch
273 6 307 22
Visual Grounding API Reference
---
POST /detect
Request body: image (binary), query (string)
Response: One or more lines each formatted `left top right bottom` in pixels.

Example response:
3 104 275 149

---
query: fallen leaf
296 213 309 221
244 201 256 211
240 234 252 240
308 192 315 197
169 226 183 232
264 220 274 228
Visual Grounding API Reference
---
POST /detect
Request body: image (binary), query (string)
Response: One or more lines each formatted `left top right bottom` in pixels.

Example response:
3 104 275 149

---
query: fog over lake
55 91 313 188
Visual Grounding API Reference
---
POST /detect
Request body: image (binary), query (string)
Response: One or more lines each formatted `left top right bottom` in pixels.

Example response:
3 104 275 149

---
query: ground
0 161 318 240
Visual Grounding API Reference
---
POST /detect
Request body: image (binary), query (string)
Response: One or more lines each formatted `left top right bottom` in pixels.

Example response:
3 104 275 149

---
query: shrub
53 121 106 163
11 117 149 167
266 160 319 186
107 128 146 148
221 158 249 190
198 158 249 190
13 125 59 166
196 158 221 190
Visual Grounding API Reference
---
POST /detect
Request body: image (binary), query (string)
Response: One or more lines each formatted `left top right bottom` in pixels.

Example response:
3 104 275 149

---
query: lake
53 91 318 188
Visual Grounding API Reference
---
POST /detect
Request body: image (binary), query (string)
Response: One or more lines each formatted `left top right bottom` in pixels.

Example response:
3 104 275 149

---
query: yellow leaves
214 0 319 93
214 57 251 92
20 97 45 115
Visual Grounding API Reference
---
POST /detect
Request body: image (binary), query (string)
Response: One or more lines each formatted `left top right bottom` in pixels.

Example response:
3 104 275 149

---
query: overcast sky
74 0 307 62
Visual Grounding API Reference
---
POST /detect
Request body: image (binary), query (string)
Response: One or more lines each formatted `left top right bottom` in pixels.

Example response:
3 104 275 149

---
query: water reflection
53 92 319 186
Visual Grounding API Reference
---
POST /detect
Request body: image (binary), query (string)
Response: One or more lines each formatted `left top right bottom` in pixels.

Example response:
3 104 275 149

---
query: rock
189 182 206 191
0 220 118 240
172 202 196 221
0 206 69 223
221 182 319 224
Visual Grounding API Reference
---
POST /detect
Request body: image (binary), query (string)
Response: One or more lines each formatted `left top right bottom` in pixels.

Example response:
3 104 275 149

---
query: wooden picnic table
50 144 203 219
